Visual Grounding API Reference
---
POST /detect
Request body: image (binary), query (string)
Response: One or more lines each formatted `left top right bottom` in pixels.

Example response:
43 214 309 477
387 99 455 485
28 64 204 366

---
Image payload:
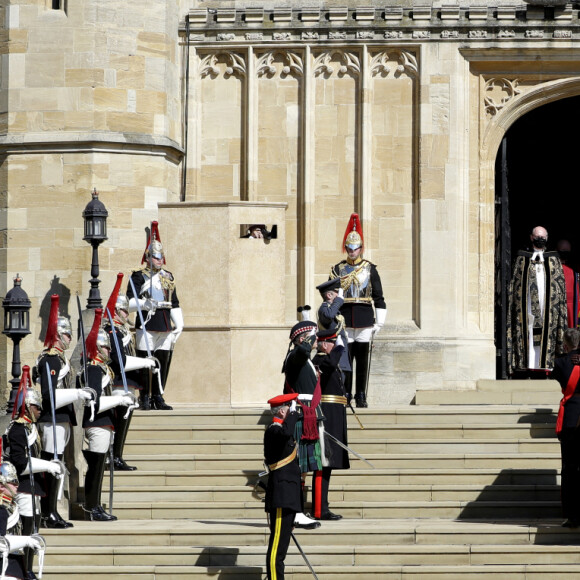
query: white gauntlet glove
23 458 63 476
373 308 387 336
170 307 184 342
55 389 89 409
5 534 43 553
124 355 155 371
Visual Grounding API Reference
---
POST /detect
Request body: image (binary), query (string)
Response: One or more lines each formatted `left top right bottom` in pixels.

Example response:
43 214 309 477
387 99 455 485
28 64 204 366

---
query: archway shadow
456 468 580 545
194 547 263 578
517 408 557 438
37 276 72 342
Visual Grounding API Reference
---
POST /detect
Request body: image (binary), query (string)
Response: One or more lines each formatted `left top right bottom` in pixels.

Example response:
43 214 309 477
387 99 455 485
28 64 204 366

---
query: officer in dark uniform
5 368 61 577
264 393 301 580
104 273 156 470
551 327 580 527
311 328 350 520
80 309 137 521
34 294 91 529
316 278 351 374
126 221 183 410
282 320 323 529
0 460 46 580
330 213 386 408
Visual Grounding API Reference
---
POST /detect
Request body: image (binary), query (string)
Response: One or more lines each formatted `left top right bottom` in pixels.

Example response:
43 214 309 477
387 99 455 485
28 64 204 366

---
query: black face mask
532 237 547 249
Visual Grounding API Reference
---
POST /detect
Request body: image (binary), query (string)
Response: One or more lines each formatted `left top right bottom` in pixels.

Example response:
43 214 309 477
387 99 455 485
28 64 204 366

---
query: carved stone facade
3 1 580 407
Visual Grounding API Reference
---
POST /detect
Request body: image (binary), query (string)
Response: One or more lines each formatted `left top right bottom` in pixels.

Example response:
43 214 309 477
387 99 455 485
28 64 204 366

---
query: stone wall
4 1 580 406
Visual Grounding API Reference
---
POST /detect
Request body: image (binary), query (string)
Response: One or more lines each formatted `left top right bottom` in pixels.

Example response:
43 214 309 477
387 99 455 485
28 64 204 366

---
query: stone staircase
36 379 580 579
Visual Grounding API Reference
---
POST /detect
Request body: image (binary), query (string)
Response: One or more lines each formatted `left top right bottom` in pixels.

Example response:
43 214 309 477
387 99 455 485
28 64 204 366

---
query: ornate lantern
82 189 108 309
2 275 31 412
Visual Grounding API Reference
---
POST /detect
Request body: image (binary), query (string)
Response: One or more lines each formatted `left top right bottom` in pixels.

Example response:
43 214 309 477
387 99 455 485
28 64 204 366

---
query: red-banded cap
267 393 299 407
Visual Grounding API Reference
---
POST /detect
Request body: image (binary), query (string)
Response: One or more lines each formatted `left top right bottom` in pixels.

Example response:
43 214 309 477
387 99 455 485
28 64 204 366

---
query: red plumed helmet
44 295 60 348
85 308 103 361
11 365 36 420
105 273 124 320
342 213 364 253
141 221 165 265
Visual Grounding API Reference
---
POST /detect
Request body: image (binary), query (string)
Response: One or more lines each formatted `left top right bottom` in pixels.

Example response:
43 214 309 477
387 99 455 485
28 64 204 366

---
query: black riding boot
353 342 370 407
113 409 136 471
150 349 173 410
135 349 151 410
39 451 73 529
21 514 40 579
83 450 117 521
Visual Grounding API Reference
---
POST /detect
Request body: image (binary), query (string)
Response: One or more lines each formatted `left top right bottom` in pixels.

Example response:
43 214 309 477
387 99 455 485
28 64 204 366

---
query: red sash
556 366 580 435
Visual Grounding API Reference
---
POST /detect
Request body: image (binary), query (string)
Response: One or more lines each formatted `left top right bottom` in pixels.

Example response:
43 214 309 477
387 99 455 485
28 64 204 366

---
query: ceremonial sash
556 365 580 435
268 446 297 471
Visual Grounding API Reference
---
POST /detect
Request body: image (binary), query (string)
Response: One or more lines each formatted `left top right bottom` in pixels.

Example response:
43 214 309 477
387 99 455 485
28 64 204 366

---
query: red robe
562 263 579 328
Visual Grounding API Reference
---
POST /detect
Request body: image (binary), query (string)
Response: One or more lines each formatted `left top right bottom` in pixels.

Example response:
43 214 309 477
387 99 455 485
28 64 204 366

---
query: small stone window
240 224 277 240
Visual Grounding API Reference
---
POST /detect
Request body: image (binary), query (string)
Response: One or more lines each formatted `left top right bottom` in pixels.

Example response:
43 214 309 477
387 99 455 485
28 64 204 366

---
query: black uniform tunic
81 361 115 429
264 412 302 513
104 322 143 391
264 411 301 580
312 346 350 470
5 421 46 497
0 505 27 578
36 350 76 427
330 259 386 329
126 269 179 333
551 348 580 522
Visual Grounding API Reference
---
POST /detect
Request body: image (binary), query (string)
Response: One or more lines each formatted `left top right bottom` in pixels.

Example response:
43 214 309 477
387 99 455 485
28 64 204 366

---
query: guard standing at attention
126 221 183 410
330 213 386 408
104 273 156 470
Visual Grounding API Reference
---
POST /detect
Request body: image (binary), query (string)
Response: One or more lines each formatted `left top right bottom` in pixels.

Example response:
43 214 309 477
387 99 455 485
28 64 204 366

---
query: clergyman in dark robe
507 226 567 375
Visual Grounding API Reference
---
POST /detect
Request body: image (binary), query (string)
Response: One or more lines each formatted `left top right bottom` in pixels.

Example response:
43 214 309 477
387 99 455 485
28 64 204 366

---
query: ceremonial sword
128 276 163 395
45 362 66 501
323 430 375 468
290 532 319 580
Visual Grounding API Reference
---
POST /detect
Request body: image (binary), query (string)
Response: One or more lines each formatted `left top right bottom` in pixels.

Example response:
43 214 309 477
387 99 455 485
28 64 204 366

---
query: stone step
97 500 562 520
40 519 579 547
44 543 580 567
108 483 561 503
120 452 561 471
105 467 561 487
416 381 560 406
35 564 580 579
130 405 557 426
123 438 560 456
125 422 558 441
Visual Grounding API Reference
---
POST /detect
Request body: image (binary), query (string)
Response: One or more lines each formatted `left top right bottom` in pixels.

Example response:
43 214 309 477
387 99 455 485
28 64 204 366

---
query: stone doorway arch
482 78 580 378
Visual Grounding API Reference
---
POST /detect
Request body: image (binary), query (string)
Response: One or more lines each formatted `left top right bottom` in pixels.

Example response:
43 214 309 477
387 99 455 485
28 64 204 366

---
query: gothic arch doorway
495 96 580 378
495 95 580 378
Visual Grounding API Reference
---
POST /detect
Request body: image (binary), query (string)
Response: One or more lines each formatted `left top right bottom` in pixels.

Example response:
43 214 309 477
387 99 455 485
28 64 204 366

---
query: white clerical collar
531 250 544 263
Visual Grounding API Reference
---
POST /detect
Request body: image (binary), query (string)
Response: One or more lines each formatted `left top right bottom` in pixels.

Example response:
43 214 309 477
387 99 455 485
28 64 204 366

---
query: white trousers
38 423 70 455
135 329 173 352
346 327 373 343
84 426 114 454
15 493 40 518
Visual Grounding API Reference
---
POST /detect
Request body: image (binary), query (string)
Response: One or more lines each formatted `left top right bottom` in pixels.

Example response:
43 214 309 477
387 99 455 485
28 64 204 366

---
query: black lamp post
82 188 108 309
2 274 31 413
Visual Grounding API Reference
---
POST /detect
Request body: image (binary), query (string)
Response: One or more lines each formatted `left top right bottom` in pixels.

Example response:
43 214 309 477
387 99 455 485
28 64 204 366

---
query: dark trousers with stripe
312 467 332 518
267 507 296 579
346 341 370 400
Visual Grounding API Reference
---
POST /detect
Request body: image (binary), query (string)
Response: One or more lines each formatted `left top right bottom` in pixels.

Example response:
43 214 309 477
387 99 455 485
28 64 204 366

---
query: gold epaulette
267 445 297 471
